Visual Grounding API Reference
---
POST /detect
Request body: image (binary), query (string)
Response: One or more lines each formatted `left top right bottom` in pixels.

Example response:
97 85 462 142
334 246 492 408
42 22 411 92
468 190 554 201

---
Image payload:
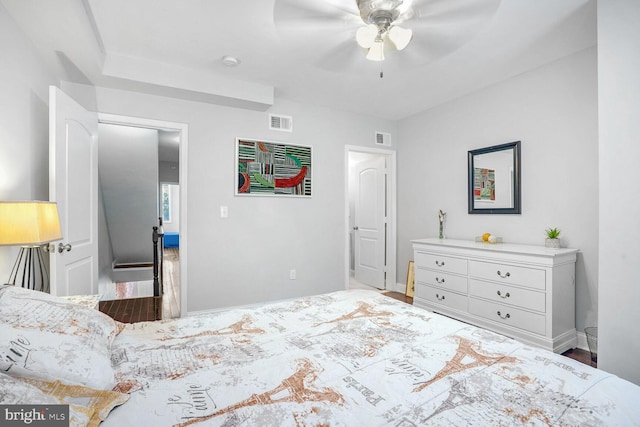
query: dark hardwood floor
382 290 596 368
99 247 180 323
383 291 413 304
99 296 161 323
561 348 596 367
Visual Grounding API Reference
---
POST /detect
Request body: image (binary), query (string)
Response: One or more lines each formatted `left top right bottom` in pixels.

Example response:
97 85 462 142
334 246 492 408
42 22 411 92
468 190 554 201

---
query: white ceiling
2 0 596 120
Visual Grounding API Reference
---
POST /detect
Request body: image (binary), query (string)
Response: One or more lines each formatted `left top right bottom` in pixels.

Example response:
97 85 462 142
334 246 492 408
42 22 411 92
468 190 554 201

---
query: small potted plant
545 227 561 248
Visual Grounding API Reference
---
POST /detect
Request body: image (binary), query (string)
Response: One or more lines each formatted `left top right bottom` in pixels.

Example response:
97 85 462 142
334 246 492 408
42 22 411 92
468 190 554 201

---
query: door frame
98 113 188 317
344 145 397 291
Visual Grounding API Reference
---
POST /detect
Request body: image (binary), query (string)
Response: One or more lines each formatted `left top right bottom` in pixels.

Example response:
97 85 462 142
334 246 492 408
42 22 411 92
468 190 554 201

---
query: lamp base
8 246 50 293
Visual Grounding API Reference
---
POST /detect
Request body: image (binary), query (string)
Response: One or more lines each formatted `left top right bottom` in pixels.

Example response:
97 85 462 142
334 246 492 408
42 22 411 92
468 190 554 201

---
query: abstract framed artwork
236 138 312 197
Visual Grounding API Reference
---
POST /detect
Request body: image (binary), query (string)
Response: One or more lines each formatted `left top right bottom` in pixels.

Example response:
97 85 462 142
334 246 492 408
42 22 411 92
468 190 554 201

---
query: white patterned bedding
3 285 637 426
101 289 640 426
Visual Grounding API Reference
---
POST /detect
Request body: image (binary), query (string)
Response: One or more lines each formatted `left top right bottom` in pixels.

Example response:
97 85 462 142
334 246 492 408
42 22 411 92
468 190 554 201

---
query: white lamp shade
366 40 385 61
388 25 413 50
0 201 62 246
356 24 378 49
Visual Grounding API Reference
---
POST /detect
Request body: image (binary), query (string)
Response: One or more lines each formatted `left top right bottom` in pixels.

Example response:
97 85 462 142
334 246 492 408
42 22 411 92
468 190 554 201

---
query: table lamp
0 201 62 292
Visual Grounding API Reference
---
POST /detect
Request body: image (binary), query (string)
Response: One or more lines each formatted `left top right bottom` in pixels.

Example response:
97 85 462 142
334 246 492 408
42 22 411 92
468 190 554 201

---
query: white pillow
0 285 118 390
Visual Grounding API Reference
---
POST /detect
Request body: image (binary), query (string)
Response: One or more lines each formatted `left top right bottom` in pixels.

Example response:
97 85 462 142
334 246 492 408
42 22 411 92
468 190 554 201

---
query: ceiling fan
273 0 501 71
354 0 413 61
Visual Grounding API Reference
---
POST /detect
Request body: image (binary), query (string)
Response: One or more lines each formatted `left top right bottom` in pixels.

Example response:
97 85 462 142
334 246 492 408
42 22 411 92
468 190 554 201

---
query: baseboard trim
576 330 589 351
187 294 306 317
394 281 406 293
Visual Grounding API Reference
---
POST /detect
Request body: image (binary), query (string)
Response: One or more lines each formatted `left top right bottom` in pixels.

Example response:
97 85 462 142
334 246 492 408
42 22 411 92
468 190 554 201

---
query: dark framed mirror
468 141 521 214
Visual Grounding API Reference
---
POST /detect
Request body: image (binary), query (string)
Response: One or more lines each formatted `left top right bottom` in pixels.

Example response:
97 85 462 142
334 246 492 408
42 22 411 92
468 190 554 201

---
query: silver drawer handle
435 260 445 267
497 311 511 319
436 294 445 301
435 277 445 284
497 290 510 298
496 270 511 278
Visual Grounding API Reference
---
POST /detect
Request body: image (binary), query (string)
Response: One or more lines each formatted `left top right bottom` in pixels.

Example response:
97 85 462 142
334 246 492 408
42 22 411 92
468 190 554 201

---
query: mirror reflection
468 141 521 214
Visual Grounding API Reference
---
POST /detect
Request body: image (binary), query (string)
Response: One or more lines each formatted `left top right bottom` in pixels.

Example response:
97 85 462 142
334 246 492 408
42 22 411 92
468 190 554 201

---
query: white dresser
412 238 578 353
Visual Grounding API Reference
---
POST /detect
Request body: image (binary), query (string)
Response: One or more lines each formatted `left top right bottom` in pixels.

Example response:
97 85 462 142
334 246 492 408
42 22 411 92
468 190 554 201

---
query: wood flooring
382 290 596 368
382 291 413 304
99 296 161 323
99 247 180 323
161 247 180 319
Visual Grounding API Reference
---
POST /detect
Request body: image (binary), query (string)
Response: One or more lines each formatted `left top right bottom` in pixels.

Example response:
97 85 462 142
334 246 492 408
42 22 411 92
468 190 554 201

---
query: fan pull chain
379 64 384 78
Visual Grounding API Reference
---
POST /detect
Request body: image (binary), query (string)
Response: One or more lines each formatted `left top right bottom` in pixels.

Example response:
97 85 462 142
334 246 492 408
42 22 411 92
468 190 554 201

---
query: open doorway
97 114 188 318
159 181 180 318
345 146 396 292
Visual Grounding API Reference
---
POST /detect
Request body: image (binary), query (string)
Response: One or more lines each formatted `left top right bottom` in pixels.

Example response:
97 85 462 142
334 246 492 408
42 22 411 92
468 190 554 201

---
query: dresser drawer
469 298 545 335
469 279 545 313
415 268 467 293
468 260 545 291
416 284 467 312
415 252 467 275
413 238 578 353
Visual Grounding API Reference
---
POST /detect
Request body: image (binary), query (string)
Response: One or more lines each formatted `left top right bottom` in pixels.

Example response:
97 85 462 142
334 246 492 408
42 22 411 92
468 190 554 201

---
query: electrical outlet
289 269 296 280
220 206 228 218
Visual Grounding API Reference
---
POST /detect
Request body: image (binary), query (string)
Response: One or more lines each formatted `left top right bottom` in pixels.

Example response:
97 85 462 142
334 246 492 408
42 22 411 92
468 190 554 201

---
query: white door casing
354 155 386 289
49 86 99 296
99 113 188 318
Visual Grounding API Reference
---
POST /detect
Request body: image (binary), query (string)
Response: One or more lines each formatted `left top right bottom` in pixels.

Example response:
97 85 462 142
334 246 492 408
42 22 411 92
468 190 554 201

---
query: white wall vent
269 114 293 132
375 131 391 146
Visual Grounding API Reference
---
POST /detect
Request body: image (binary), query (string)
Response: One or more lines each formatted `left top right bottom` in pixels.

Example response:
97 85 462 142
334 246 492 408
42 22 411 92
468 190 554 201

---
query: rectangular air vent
375 131 391 146
269 114 293 132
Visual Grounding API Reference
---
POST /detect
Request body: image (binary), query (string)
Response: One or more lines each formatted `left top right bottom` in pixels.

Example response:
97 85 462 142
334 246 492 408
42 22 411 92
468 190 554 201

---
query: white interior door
354 155 386 289
49 86 99 296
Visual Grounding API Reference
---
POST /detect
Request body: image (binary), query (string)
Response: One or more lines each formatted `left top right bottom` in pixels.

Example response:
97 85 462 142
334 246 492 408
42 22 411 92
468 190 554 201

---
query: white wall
62 84 397 312
0 4 58 280
397 47 598 335
159 161 179 184
98 123 159 264
597 0 640 385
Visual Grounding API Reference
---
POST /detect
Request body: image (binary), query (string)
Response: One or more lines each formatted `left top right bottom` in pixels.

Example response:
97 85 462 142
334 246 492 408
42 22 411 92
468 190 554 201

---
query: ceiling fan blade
274 0 361 32
323 0 361 16
402 0 500 28
380 0 500 67
396 34 454 65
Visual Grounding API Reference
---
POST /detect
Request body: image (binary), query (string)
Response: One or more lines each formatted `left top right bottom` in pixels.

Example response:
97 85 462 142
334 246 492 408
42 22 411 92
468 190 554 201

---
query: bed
1 284 639 426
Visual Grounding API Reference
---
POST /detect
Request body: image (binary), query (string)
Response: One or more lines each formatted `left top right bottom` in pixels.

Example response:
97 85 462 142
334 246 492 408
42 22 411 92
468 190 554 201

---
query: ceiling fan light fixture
356 24 378 48
366 40 385 61
388 25 412 50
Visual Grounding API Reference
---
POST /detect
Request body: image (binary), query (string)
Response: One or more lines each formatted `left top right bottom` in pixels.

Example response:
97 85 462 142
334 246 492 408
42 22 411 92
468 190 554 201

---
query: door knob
353 226 359 230
58 243 72 253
